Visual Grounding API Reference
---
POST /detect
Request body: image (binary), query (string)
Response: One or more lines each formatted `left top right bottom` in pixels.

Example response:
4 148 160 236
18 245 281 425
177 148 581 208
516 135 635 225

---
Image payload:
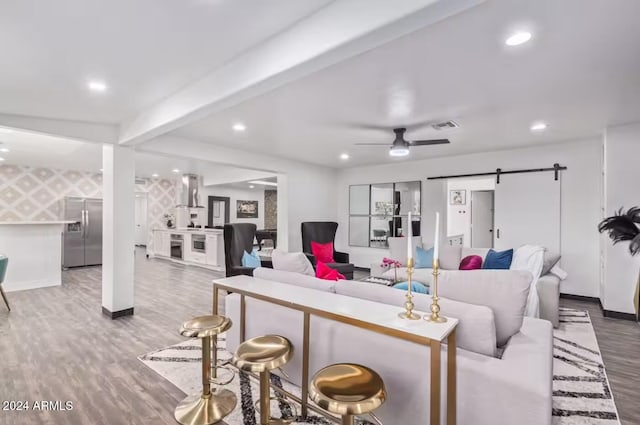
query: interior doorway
208 196 230 227
470 190 494 248
134 192 148 247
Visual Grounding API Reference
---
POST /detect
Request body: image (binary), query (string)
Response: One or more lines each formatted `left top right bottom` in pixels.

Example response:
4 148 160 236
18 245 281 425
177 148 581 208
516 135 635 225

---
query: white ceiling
0 0 332 123
0 128 266 180
169 0 640 167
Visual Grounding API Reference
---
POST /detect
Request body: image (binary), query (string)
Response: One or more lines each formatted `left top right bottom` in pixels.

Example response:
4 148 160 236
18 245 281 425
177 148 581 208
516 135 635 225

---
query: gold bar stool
309 363 386 425
175 315 237 425
232 335 296 424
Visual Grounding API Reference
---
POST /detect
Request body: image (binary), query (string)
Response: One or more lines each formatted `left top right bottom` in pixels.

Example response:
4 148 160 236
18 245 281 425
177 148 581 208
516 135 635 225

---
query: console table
213 275 458 425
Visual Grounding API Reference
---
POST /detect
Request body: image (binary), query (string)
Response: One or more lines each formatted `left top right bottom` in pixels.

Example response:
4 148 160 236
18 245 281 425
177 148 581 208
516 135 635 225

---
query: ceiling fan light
389 146 410 157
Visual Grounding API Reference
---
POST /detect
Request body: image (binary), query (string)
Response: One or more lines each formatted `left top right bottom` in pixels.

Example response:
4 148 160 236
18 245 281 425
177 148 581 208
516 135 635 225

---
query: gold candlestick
398 258 421 320
425 259 447 323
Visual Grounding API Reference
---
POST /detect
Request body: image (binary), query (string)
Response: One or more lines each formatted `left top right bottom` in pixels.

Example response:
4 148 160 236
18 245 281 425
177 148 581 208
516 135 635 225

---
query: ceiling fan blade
408 139 450 146
344 123 392 131
354 143 392 146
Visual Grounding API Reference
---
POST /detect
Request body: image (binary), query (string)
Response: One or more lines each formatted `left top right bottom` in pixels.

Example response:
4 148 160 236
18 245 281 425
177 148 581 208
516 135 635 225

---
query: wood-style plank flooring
0 253 638 424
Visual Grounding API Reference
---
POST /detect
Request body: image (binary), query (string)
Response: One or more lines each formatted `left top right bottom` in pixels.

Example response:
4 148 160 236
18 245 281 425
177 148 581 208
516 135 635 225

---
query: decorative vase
167 219 173 228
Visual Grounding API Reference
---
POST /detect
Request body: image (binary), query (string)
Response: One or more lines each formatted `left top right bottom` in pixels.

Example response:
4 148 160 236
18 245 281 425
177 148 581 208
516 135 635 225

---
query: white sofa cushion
334 281 497 357
439 270 532 346
387 236 422 266
439 245 462 270
254 267 334 292
271 249 315 276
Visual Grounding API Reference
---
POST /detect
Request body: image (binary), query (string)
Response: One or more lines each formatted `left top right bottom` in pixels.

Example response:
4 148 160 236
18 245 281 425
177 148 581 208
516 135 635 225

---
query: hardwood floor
0 255 638 424
0 250 225 425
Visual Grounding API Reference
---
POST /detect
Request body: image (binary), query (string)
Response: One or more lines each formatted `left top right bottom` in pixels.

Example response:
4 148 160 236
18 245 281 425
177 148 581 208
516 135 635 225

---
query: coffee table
359 276 396 286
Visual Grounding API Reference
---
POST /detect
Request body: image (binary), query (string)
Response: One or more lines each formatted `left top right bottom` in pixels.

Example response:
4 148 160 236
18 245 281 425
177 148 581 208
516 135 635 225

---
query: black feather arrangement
598 206 640 256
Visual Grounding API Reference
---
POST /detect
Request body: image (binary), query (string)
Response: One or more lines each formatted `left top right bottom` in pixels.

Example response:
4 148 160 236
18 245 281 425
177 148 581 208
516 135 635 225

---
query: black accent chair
301 221 354 280
223 223 272 277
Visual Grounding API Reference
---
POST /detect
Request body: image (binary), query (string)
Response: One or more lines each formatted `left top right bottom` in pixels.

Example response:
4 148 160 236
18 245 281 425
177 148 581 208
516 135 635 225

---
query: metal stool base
174 390 237 425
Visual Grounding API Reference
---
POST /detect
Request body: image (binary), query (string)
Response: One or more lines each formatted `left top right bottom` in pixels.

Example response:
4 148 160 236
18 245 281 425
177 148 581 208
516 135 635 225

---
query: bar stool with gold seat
232 335 296 424
309 363 386 425
175 315 237 425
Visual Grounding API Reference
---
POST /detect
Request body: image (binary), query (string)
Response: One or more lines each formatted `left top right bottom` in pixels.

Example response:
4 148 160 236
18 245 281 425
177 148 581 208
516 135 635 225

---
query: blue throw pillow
241 249 261 268
394 281 429 294
482 249 513 270
414 246 434 269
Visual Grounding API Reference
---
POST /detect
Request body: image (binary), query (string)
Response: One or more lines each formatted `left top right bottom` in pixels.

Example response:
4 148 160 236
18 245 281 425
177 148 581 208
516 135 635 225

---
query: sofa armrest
334 251 350 263
454 317 553 425
537 275 560 328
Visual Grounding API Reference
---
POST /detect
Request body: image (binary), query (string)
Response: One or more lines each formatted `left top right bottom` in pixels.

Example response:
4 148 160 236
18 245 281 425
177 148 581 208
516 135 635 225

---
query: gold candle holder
398 258 421 320
425 259 447 323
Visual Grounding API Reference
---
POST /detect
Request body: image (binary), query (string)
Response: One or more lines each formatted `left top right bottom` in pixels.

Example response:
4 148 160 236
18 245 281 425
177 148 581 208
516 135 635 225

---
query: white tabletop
214 275 458 343
0 221 75 225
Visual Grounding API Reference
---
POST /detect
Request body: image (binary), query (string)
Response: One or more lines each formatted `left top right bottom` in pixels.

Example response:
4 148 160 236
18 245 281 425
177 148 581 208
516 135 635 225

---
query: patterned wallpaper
0 164 177 249
264 189 277 229
0 164 103 221
135 178 176 248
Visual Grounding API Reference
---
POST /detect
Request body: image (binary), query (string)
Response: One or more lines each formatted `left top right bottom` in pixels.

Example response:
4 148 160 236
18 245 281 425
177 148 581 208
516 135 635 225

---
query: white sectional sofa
224 267 553 425
371 241 562 327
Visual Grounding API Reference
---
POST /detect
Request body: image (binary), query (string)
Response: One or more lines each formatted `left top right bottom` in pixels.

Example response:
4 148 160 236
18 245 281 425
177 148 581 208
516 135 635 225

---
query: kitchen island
0 221 73 292
149 228 225 272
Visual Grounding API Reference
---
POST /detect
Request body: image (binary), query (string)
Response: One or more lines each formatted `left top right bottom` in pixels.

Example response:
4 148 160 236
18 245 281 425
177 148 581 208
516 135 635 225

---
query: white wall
141 137 338 252
447 177 495 245
337 139 602 298
602 122 640 314
200 185 266 228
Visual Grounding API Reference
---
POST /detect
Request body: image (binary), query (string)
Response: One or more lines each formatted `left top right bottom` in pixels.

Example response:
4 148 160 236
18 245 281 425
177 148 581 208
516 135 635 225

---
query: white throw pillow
271 249 315 276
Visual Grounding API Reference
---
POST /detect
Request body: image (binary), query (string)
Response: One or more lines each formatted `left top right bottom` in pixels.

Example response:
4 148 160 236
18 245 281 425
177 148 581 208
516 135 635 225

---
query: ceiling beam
0 113 118 144
119 0 485 146
138 135 329 174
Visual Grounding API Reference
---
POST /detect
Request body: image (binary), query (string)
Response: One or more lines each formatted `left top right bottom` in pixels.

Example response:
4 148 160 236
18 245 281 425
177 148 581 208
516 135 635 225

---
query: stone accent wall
264 190 277 229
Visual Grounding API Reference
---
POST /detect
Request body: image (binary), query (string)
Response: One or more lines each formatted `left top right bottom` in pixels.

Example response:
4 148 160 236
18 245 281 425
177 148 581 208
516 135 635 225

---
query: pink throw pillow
315 261 345 281
459 255 483 270
311 241 335 263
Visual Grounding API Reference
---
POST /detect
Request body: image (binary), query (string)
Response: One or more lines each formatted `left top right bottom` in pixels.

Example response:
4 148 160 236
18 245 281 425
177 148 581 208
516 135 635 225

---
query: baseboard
560 293 601 303
354 266 371 272
601 308 638 321
102 307 134 319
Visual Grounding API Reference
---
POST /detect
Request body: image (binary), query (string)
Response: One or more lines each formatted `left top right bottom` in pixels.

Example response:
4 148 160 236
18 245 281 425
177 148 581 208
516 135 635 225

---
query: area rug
139 308 619 424
553 308 620 424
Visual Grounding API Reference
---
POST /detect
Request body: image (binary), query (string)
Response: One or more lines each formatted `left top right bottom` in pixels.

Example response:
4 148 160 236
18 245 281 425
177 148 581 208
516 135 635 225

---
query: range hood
177 174 203 208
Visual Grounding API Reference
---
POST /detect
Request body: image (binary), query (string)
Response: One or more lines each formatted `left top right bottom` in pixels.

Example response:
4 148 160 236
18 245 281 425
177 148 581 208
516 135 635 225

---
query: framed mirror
348 181 421 248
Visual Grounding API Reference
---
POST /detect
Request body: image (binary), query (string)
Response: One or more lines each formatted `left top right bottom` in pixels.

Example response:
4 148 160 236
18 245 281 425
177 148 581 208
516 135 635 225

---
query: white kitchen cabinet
206 233 224 267
153 230 171 257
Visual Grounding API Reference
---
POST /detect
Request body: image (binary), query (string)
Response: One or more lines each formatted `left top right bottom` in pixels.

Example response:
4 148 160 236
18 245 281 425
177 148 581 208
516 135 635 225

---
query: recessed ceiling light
99 168 103 172
0 128 12 134
172 168 180 173
0 157 5 162
88 80 108 92
232 123 246 132
249 185 255 189
389 146 410 157
505 31 532 46
530 122 547 132
0 148 9 153
152 173 159 178
340 153 350 160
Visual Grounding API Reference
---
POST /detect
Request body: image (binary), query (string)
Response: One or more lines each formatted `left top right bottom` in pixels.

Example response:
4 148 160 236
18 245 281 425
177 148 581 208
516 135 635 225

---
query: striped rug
553 308 620 424
139 308 619 424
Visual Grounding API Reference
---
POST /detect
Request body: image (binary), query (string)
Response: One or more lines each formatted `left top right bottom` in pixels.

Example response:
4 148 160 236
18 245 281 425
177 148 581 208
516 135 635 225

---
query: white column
102 144 135 317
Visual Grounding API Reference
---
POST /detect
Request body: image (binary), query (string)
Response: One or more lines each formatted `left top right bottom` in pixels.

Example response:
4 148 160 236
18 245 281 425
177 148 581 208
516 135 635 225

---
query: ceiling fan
355 127 450 157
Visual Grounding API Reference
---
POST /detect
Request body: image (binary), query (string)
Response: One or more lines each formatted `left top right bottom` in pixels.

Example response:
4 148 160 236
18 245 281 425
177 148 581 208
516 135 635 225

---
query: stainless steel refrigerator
63 197 103 268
